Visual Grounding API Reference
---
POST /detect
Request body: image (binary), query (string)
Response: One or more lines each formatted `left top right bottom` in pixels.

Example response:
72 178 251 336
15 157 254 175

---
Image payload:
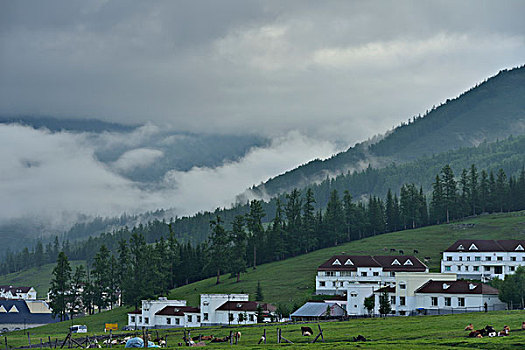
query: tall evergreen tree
302 188 317 253
49 252 72 321
441 165 457 223
209 216 229 284
229 215 247 282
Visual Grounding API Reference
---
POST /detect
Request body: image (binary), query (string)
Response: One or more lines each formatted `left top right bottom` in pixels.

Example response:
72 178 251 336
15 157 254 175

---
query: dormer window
469 244 478 251
457 244 465 250
392 259 401 265
516 244 524 251
344 259 354 265
404 259 413 266
236 303 242 308
442 283 450 290
332 259 341 266
8 305 19 313
0 306 6 313
469 283 477 290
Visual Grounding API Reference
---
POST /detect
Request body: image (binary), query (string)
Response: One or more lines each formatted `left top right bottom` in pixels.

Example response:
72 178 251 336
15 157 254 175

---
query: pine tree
92 245 111 312
469 164 479 215
302 188 317 253
246 200 266 268
325 190 345 244
70 265 86 318
209 216 229 284
229 215 247 282
49 252 72 321
379 291 391 316
441 165 457 223
255 280 264 301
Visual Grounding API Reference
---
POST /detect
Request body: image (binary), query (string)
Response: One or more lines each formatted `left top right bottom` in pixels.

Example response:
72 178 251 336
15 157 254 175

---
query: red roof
317 255 426 272
0 286 33 294
155 306 200 316
128 309 142 315
216 301 276 312
374 286 396 293
444 240 525 252
415 280 499 295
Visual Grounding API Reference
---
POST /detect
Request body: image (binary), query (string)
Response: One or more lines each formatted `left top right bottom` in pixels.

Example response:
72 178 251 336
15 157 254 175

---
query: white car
70 325 88 333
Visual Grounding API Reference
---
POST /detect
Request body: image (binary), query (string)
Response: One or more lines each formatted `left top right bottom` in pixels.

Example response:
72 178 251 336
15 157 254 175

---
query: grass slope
0 261 86 297
169 211 525 307
3 310 525 349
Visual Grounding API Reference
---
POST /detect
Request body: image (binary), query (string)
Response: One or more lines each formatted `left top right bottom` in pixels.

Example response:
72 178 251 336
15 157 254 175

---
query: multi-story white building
371 273 505 316
0 286 37 300
127 298 197 329
316 255 428 295
440 240 525 281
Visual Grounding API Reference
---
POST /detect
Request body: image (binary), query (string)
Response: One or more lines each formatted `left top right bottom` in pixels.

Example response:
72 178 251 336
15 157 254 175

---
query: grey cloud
1 1 524 146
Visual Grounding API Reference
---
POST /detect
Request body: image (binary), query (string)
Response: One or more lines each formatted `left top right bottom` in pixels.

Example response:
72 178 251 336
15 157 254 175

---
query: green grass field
169 211 525 307
2 310 525 349
0 261 86 297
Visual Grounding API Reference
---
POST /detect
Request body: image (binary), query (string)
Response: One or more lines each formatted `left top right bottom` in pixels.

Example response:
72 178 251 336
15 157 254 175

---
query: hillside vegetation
168 211 525 307
257 66 525 196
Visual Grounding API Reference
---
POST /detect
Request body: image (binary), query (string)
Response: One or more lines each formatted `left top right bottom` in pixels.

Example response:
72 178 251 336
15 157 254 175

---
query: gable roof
374 286 396 294
318 255 426 272
0 300 61 325
0 286 33 294
155 306 200 316
290 302 346 318
414 280 499 295
215 301 276 313
445 240 525 252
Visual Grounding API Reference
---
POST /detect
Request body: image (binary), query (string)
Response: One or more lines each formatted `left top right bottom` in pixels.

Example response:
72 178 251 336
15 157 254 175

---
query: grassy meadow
2 309 525 349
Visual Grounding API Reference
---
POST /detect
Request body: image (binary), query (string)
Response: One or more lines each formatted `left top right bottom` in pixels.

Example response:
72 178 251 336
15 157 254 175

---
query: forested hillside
256 66 525 196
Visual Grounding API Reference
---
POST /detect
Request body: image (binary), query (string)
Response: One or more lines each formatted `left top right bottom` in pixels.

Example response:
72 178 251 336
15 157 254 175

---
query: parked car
122 325 135 331
70 325 88 333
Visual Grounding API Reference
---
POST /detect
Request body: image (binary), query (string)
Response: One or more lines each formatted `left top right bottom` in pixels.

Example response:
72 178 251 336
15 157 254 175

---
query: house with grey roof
0 300 61 332
290 301 346 321
441 240 525 281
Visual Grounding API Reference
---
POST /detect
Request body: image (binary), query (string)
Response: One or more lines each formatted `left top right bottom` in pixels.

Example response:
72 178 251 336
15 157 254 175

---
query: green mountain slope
257 66 525 196
168 211 525 307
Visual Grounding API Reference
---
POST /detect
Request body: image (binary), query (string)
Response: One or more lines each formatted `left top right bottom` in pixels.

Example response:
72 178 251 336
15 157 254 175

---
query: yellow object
105 323 118 331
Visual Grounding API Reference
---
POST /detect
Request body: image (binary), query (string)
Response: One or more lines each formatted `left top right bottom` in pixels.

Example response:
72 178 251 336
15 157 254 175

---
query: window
249 314 254 322
319 281 326 287
390 296 396 305
485 256 491 261
197 316 201 322
361 272 368 277
390 272 395 277
332 281 337 287
459 256 463 261
445 266 451 271
399 311 406 315
139 317 142 323
340 271 352 277
484 266 490 272
475 256 481 261
144 317 149 324
445 298 451 307
473 266 479 271
510 266 515 272
188 315 192 322
458 298 465 307
497 256 503 261
466 256 470 261
446 256 452 261
130 316 135 323
399 297 406 306
325 271 335 277
373 272 379 276
175 318 180 325
511 257 516 261
431 297 438 306
203 313 208 321
399 283 406 290
166 318 171 325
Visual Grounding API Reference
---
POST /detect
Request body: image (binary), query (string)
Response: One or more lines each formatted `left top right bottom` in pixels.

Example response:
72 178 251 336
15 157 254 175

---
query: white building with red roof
0 286 37 300
316 255 428 295
441 240 525 281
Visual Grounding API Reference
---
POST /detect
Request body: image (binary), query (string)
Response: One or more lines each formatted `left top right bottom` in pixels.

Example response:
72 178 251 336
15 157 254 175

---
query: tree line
46 164 525 317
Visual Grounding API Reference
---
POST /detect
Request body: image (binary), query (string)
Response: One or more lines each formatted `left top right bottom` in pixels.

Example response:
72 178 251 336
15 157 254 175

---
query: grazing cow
390 248 396 252
159 340 166 347
301 326 314 336
353 335 367 342
233 332 242 341
413 249 419 254
498 325 510 336
200 335 213 341
211 336 230 343
522 321 525 330
464 323 474 331
468 331 480 338
399 250 404 255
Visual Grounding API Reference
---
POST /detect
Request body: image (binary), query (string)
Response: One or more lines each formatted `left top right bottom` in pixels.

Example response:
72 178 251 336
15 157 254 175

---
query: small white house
414 280 506 314
127 298 189 329
316 255 428 295
441 240 525 281
0 286 37 300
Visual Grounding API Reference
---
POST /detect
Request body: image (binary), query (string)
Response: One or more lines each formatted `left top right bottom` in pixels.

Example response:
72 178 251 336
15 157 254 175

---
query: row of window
130 314 201 325
430 296 465 307
321 271 389 277
444 265 515 273
446 255 523 262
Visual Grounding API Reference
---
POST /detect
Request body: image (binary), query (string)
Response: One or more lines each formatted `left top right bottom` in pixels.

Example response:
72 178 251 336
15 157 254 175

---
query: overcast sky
0 0 524 225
